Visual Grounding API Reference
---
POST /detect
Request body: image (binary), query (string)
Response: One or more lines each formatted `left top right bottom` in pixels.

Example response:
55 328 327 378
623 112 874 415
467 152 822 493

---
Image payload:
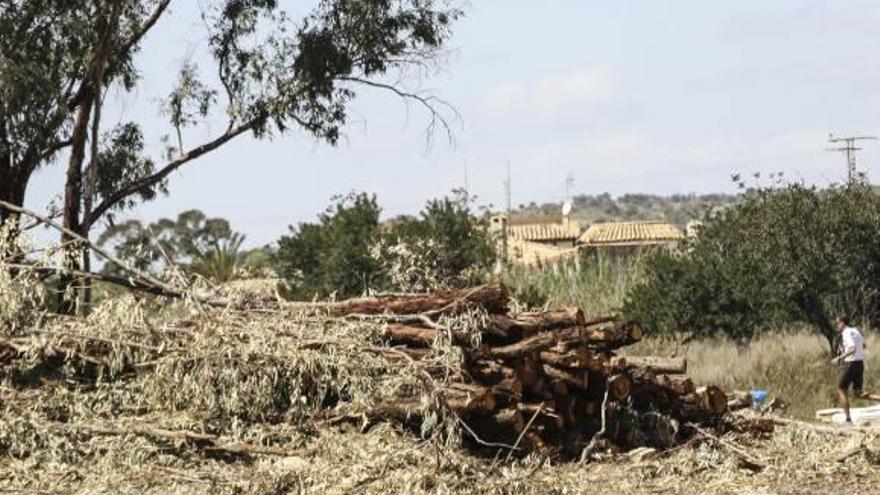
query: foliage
0 0 462 300
376 190 495 291
275 192 385 299
98 209 247 281
624 181 880 350
275 191 495 299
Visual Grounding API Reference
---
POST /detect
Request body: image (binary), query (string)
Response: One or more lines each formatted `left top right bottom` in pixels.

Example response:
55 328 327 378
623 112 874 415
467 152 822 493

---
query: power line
828 133 877 182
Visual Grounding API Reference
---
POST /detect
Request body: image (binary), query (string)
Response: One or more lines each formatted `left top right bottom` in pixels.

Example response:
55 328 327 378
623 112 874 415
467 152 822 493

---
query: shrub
275 193 385 299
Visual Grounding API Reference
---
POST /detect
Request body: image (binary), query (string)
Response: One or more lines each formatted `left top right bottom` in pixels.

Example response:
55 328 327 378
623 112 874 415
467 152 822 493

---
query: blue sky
25 0 880 247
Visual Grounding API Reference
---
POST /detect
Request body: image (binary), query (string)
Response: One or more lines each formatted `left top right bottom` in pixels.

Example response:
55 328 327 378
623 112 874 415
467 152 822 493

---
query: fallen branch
691 424 765 471
50 422 300 457
770 415 879 436
0 200 229 307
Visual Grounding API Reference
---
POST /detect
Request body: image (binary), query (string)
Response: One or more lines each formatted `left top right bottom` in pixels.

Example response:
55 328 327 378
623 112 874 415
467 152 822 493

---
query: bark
607 373 633 401
542 364 589 390
726 390 753 410
488 332 558 359
0 165 27 251
559 321 643 349
625 356 687 374
59 92 94 313
681 386 727 415
385 324 443 347
80 84 104 313
539 347 627 374
322 283 509 316
630 367 695 396
369 386 497 421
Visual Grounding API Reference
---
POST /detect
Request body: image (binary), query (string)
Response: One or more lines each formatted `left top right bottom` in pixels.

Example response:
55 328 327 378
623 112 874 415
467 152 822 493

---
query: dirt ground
2 413 879 495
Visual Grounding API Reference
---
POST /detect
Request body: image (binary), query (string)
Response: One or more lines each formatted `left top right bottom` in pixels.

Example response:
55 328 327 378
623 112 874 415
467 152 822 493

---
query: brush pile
0 277 732 494
318 283 728 457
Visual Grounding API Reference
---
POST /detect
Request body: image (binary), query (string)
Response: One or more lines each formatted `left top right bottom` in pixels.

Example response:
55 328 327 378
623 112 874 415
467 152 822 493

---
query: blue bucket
750 390 768 409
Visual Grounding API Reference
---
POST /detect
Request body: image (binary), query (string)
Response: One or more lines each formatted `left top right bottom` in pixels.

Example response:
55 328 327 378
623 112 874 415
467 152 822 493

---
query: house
490 214 580 267
578 220 685 251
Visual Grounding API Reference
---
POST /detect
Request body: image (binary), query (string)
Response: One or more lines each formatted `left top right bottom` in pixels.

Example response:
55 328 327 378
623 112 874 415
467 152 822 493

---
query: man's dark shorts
838 360 864 393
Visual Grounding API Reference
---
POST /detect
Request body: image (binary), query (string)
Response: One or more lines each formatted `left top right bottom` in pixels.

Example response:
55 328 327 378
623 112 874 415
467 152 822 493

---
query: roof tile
578 221 684 245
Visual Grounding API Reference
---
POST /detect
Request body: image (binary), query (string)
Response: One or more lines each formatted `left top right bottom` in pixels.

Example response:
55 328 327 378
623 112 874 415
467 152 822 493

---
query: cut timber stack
330 283 728 458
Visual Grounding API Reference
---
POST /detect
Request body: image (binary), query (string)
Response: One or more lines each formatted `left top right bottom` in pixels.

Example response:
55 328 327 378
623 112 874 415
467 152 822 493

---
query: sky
25 0 880 248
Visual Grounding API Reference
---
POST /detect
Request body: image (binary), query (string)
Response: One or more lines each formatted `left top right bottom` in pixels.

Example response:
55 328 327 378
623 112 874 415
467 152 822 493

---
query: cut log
370 386 497 422
608 374 633 401
539 348 626 374
542 364 589 390
630 368 695 397
678 386 727 416
484 309 586 340
386 324 442 347
325 283 509 316
655 374 695 396
557 321 643 349
492 407 525 432
488 332 558 359
625 356 687 374
519 307 586 326
727 390 753 410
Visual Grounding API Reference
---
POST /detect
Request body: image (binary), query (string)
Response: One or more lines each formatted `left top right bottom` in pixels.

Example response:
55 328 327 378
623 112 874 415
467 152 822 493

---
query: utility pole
828 133 877 182
504 161 511 215
565 172 575 202
463 158 469 198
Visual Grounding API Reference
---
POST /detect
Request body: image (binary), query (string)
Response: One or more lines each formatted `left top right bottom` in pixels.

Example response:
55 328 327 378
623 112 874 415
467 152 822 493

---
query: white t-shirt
841 326 866 362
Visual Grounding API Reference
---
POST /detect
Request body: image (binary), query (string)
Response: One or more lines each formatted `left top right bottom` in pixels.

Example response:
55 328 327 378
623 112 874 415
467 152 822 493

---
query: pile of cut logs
328 283 728 458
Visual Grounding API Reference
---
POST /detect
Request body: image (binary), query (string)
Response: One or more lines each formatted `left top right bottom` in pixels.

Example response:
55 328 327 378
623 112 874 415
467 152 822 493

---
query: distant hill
511 192 740 226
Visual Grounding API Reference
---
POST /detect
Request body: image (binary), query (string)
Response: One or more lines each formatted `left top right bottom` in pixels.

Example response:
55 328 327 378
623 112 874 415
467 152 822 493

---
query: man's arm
832 347 855 363
832 332 856 363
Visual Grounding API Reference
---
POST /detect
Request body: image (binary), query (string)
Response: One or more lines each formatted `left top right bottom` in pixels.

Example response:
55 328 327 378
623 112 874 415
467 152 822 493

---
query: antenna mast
828 133 877 182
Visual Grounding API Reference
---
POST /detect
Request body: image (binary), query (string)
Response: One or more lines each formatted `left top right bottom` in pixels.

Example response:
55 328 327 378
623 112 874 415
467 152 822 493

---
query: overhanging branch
86 117 259 227
337 76 458 147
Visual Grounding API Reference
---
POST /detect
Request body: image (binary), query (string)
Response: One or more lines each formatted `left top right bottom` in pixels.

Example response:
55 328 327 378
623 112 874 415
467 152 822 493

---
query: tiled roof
507 239 579 266
507 222 580 242
578 221 684 246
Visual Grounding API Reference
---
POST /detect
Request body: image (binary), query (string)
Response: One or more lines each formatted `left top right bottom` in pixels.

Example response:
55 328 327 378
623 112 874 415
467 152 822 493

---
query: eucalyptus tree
0 0 460 308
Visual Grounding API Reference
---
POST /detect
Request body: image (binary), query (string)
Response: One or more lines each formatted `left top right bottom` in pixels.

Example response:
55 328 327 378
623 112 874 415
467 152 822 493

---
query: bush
275 193 385 299
624 181 880 350
377 190 495 291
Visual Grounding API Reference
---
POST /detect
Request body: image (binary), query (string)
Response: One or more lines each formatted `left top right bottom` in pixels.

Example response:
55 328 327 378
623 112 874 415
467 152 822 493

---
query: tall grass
625 330 880 420
502 251 646 315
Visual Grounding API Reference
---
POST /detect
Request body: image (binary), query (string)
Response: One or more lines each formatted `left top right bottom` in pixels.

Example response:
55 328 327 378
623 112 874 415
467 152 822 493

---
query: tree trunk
58 96 93 314
81 85 104 314
0 165 28 260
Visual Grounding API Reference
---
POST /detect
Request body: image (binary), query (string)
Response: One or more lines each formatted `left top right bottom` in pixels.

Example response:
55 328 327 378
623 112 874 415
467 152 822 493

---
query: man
830 315 866 423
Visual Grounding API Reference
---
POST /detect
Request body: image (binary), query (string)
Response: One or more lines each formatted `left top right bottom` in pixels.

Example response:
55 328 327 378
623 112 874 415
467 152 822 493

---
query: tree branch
337 76 458 147
87 118 259 226
67 0 173 110
38 137 73 163
120 0 173 56
0 199 229 306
